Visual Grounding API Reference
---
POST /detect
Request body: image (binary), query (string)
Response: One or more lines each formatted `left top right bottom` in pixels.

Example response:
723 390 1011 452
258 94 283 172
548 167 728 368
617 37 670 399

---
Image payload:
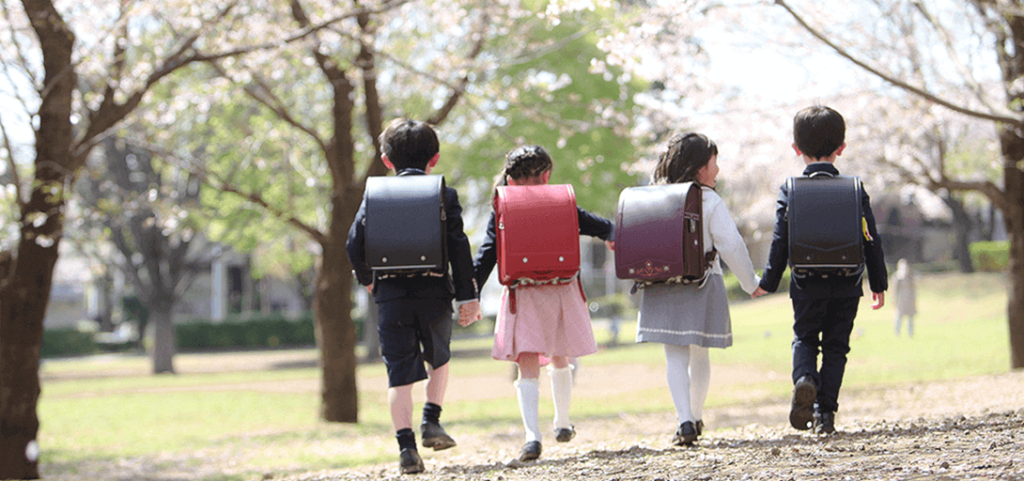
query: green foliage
449 5 646 216
175 312 323 351
970 240 1010 272
41 329 97 358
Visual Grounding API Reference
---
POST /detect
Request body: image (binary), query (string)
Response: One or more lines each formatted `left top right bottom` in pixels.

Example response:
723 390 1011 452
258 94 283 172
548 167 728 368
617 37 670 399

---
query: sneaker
672 421 698 446
421 421 457 451
518 440 542 462
554 425 576 443
813 410 836 434
789 376 817 431
399 448 424 474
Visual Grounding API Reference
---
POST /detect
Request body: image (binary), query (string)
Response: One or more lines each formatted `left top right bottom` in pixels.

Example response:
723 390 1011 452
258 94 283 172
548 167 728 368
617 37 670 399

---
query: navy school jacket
346 168 478 304
473 203 615 292
758 162 888 299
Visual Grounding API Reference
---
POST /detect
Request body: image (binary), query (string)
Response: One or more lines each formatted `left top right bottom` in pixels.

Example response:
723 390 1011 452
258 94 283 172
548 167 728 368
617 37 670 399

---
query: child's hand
605 240 615 251
751 287 768 299
458 300 481 327
871 291 885 310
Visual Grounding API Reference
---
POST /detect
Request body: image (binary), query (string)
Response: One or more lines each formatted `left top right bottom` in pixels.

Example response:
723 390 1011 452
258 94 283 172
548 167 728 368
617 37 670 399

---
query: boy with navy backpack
752 106 887 435
346 118 481 474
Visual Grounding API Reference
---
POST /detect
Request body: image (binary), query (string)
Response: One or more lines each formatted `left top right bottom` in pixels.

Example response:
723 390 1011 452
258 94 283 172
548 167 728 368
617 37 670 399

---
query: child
634 132 761 446
893 259 917 337
473 145 614 462
752 106 888 435
346 118 481 474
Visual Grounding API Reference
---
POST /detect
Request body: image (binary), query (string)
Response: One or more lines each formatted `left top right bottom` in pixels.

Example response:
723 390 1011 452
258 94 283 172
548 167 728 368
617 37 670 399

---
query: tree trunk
1004 162 1024 369
942 192 975 274
150 307 177 374
0 0 76 476
314 214 359 422
0 239 55 479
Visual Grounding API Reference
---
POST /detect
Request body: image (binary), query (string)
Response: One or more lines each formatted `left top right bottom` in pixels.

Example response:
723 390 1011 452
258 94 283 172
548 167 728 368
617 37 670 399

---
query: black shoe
672 421 698 446
789 376 817 431
813 410 836 434
421 421 457 451
518 440 542 462
555 425 576 443
695 420 704 437
399 448 424 474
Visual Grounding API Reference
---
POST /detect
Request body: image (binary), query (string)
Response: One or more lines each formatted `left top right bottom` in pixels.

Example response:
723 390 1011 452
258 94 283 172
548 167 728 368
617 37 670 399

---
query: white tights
664 344 710 424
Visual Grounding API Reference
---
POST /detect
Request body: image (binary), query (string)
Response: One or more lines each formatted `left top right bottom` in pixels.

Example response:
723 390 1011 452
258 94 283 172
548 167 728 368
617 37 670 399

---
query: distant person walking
893 259 917 337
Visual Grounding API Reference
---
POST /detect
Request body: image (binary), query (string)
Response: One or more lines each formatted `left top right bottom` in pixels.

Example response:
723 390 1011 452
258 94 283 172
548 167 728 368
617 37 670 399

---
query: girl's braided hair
652 132 717 185
493 145 553 191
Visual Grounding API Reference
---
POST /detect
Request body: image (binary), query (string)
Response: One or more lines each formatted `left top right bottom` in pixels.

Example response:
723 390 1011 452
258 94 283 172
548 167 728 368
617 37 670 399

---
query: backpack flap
365 175 447 273
787 175 864 277
494 184 580 286
614 182 710 290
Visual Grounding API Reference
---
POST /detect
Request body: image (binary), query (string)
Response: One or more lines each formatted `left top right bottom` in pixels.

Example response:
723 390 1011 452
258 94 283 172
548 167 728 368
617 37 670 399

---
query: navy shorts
377 298 454 388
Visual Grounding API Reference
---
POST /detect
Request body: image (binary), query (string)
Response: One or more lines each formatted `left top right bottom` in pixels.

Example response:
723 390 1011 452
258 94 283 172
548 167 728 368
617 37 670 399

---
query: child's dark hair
495 145 553 188
793 106 845 159
379 118 440 170
652 133 718 185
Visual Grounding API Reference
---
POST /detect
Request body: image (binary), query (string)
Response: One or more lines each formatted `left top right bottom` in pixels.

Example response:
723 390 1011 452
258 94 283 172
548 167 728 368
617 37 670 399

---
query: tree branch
353 1 388 184
121 137 328 245
427 7 491 126
775 0 1023 127
0 115 24 210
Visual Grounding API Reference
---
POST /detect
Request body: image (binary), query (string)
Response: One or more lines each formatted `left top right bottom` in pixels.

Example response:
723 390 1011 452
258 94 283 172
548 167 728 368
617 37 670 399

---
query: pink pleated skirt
491 282 599 364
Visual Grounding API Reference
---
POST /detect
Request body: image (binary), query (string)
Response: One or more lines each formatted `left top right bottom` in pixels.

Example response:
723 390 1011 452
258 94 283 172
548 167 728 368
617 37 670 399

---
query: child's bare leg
389 384 415 431
518 353 541 379
426 362 449 405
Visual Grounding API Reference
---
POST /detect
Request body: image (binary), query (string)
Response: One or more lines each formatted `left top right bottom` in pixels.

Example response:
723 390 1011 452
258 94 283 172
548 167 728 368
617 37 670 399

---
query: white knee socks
515 378 541 442
549 365 573 430
688 346 710 422
664 344 693 424
666 344 711 424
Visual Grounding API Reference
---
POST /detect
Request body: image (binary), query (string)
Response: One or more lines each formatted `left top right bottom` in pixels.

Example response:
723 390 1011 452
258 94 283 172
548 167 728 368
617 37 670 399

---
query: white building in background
45 244 308 331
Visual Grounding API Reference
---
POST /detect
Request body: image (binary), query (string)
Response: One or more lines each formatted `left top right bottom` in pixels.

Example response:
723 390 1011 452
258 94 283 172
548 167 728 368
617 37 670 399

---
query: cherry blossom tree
0 0 352 475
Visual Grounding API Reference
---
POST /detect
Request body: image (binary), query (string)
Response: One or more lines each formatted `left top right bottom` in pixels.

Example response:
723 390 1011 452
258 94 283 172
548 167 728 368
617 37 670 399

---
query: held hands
458 300 482 327
751 287 769 299
871 291 885 310
605 240 615 251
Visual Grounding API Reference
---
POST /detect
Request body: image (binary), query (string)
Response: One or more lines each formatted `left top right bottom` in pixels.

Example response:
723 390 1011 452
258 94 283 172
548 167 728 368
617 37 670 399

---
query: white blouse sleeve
707 194 761 295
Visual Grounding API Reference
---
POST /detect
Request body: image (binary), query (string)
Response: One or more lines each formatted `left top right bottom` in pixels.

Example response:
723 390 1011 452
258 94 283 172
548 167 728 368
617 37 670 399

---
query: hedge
970 241 1010 272
176 311 322 351
41 328 97 358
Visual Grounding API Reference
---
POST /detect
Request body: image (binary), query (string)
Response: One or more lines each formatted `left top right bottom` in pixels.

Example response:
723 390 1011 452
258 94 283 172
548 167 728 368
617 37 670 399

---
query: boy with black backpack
346 118 481 474
752 106 887 435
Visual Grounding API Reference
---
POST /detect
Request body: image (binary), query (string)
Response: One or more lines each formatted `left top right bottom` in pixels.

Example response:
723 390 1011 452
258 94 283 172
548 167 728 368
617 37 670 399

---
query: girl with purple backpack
636 133 760 446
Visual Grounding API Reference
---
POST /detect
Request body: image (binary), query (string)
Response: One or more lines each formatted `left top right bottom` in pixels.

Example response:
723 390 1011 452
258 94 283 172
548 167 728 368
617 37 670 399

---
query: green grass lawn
37 271 1011 479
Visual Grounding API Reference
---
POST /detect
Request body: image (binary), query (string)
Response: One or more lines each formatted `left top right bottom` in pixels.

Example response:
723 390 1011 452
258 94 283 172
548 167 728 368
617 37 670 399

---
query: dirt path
281 371 1024 481
41 351 1024 480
